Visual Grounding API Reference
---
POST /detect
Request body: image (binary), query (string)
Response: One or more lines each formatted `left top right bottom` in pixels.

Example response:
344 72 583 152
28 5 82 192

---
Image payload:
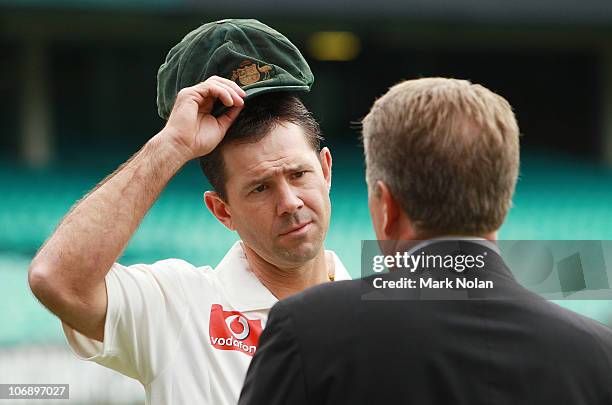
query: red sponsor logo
209 304 263 357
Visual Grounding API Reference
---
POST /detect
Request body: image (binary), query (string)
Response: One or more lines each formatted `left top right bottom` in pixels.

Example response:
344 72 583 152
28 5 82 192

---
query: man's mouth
279 221 313 236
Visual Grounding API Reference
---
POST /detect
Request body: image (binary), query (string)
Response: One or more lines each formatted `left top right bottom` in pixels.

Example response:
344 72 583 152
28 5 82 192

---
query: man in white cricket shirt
28 19 349 404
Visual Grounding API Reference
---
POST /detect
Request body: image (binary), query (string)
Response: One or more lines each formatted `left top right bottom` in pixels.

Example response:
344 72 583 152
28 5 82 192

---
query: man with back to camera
239 78 612 404
27 19 350 404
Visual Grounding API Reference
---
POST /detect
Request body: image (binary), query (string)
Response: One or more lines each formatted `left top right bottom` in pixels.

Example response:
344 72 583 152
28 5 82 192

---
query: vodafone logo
209 304 263 357
225 315 250 340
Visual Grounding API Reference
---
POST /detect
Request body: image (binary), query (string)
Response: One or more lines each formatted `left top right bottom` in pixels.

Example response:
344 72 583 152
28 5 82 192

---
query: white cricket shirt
62 241 350 404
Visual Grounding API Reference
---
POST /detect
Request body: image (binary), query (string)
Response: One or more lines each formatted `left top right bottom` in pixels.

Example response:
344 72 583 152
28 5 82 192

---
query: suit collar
410 238 515 282
406 236 500 256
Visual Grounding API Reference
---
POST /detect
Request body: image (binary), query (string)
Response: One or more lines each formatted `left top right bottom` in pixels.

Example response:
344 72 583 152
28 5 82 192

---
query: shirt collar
215 241 350 311
406 236 501 256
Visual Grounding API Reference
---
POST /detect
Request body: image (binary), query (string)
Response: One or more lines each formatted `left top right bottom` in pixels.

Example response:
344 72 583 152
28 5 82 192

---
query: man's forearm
31 131 190 292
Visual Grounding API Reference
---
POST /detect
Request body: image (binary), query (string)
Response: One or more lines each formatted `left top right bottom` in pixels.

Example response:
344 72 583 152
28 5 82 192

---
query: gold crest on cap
231 60 273 86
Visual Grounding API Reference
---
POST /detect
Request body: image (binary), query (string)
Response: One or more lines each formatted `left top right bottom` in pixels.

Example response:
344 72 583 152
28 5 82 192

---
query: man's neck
242 243 333 300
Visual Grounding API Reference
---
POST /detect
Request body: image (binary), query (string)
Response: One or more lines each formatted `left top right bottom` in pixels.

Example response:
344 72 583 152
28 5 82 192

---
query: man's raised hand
162 76 246 161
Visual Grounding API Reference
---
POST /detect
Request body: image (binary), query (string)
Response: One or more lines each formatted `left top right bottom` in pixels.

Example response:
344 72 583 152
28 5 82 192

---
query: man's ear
319 147 332 190
204 191 234 230
369 181 402 240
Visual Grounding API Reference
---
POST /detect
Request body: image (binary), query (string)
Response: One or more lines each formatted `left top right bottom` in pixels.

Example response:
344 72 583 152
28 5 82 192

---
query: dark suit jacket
239 240 612 405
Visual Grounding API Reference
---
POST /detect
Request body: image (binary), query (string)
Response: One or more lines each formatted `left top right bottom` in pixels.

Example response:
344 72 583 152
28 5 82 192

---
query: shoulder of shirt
111 258 216 285
124 258 213 271
110 258 223 303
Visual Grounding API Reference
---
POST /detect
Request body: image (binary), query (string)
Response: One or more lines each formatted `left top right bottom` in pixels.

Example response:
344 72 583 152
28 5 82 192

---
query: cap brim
212 85 310 117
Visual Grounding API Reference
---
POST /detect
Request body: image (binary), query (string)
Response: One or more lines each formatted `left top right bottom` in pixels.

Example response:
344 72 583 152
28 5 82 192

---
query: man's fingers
217 105 244 131
194 83 233 107
190 81 241 108
210 76 247 98
212 81 245 107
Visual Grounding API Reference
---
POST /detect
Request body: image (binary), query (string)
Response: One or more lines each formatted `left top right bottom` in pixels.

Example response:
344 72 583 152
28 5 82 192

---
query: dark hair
199 92 323 201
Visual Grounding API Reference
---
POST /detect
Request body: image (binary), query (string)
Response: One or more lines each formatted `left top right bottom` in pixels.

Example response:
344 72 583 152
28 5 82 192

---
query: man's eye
293 171 307 179
253 184 267 193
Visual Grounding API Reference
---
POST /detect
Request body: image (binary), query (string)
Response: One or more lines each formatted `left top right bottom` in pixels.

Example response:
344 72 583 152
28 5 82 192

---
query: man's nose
276 183 303 216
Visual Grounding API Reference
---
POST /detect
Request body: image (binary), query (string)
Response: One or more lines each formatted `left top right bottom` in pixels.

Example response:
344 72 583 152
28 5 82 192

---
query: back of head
362 77 520 235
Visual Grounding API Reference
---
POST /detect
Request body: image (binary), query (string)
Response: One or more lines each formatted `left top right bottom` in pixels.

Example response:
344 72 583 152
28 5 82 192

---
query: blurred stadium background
2 0 612 403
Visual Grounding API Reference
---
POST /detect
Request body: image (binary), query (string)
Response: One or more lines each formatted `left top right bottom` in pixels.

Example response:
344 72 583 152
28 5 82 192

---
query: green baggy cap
157 18 314 119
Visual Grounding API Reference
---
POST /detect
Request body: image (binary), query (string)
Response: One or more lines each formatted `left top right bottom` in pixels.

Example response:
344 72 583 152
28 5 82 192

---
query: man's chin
275 240 322 265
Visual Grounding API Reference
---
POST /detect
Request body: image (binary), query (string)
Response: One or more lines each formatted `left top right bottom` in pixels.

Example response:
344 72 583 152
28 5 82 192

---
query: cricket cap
157 18 314 119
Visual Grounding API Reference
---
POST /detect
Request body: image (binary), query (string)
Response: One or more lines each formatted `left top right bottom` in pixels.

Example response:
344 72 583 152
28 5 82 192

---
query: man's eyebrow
242 164 311 190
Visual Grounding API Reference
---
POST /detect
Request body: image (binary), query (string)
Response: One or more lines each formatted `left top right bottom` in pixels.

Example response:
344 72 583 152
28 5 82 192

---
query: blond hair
362 77 520 235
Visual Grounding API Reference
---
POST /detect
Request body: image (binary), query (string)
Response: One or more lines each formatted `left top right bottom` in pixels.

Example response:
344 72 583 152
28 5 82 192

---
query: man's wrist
150 129 194 166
